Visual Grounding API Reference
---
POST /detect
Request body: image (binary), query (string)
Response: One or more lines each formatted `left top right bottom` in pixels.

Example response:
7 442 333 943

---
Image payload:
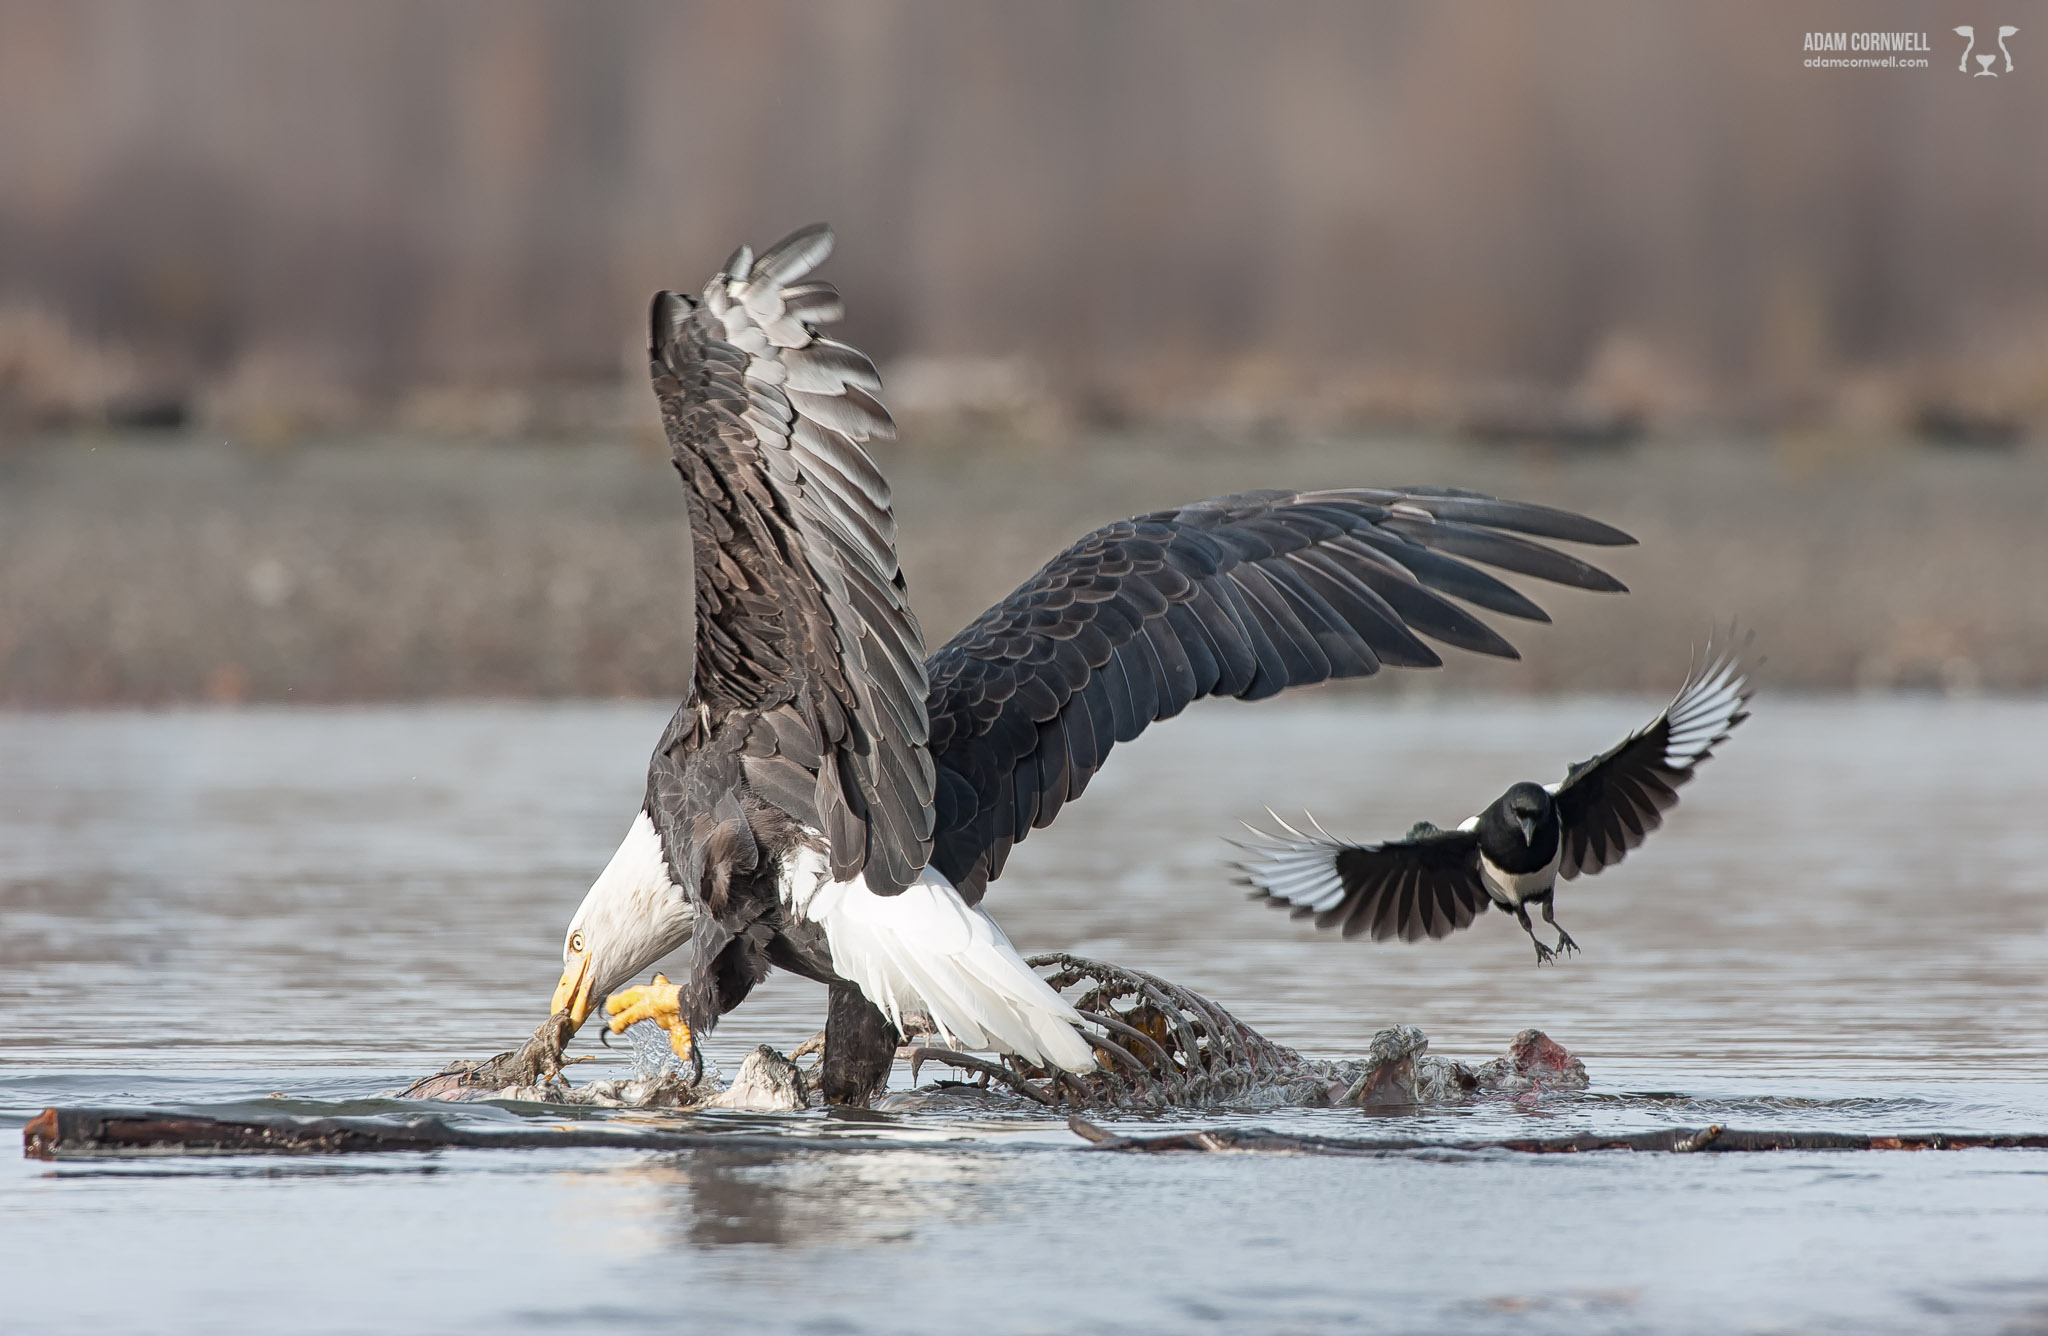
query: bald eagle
550 225 1635 1105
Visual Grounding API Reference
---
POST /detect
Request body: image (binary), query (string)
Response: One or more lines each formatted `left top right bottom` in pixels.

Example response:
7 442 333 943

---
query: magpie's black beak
1518 815 1536 844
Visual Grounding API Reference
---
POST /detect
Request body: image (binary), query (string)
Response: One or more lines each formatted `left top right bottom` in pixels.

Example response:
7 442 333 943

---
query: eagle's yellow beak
551 950 595 1032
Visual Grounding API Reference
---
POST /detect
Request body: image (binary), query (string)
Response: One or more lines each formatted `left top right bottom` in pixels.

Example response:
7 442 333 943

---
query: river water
4 696 2046 1334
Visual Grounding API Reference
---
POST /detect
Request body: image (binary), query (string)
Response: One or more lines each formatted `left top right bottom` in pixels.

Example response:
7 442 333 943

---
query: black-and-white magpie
1236 643 1753 964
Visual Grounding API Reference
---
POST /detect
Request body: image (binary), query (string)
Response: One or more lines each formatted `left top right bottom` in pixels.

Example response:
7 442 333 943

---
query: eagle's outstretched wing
646 225 934 894
924 488 1637 902
1236 815 1492 942
1551 642 1753 878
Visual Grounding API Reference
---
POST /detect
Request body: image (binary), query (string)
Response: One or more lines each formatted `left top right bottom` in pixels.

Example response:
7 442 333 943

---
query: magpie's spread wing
1551 643 1753 878
925 488 1635 901
647 225 934 894
1236 816 1490 941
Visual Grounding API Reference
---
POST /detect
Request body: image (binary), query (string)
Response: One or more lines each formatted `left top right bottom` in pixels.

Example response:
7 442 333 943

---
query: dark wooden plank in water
19 1107 892 1160
1067 1118 2048 1155
26 1106 2048 1160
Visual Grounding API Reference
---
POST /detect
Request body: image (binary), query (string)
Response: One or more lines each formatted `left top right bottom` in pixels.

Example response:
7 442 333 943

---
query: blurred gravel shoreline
5 430 2045 704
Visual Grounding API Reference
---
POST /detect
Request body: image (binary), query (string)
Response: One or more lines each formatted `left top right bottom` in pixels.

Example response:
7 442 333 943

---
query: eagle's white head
549 809 697 1030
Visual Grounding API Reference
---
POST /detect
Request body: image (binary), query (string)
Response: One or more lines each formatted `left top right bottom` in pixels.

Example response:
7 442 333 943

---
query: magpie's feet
1553 929 1579 958
1530 938 1557 966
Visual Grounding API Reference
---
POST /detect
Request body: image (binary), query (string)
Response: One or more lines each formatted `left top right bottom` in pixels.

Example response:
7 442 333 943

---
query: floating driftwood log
1066 1118 2048 1156
24 1104 2048 1161
20 1105 890 1160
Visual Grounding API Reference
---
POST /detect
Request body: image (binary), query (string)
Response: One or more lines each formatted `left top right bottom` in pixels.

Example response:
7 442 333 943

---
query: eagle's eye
569 930 586 954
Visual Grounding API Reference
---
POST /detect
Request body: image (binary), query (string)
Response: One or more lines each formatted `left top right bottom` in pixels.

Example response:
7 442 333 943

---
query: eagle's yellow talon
604 974 693 1059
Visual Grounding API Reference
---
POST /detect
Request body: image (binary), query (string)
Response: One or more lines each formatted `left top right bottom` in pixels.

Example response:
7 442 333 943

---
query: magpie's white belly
1478 847 1561 908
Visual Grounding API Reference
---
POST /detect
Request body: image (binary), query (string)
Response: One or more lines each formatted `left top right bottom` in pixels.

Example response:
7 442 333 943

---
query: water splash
620 1018 720 1087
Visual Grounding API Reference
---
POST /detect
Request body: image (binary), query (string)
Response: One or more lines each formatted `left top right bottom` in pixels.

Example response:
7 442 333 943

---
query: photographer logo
1953 25 2019 76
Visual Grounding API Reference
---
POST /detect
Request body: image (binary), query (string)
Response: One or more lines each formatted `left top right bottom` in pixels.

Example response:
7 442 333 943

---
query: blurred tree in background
1 0 2044 440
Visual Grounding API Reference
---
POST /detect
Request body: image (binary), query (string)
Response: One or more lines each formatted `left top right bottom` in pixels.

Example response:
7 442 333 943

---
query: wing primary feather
1379 517 1630 592
751 224 835 288
1551 634 1754 880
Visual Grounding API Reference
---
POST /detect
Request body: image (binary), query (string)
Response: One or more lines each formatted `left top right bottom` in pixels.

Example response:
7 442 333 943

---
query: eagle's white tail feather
784 845 1096 1074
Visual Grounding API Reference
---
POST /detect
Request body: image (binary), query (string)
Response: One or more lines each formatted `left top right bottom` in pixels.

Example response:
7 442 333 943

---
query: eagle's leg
1511 905 1557 965
1539 900 1579 957
604 974 701 1080
821 982 899 1107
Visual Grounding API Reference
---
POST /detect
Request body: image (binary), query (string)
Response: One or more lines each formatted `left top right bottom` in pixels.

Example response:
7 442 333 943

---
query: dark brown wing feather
647 225 934 894
1552 643 1753 878
925 488 1636 902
